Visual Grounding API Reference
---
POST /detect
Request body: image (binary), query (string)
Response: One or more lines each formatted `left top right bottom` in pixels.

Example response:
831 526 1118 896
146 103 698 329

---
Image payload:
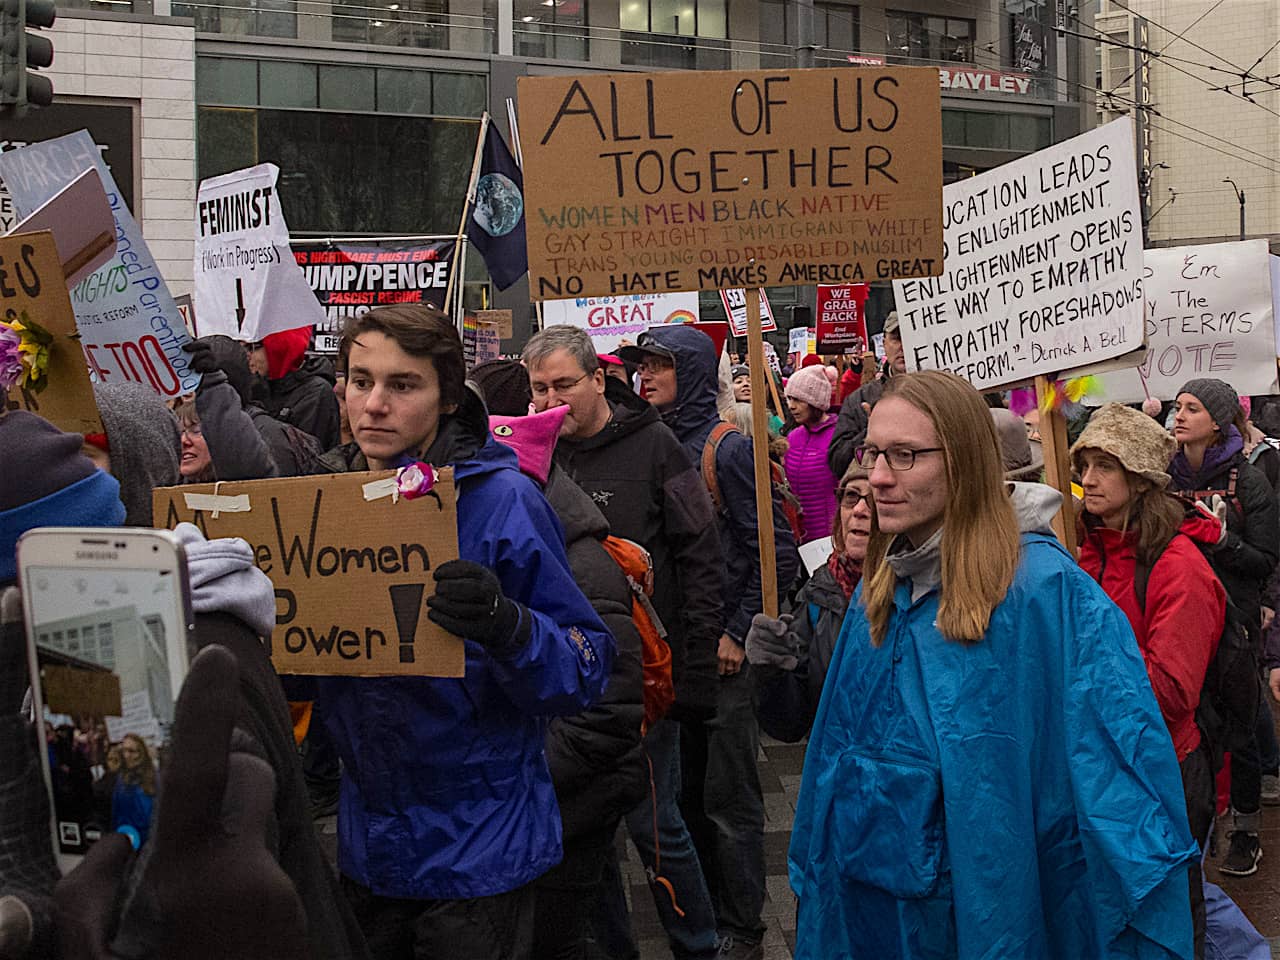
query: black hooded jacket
203 336 323 477
641 325 799 644
555 376 724 720
267 356 341 453
540 465 645 847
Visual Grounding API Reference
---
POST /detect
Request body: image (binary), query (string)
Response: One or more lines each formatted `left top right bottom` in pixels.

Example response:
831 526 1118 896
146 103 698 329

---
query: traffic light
1 0 55 117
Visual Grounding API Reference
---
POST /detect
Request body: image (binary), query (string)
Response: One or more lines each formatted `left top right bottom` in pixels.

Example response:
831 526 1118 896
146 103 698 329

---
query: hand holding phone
18 528 193 869
55 645 309 960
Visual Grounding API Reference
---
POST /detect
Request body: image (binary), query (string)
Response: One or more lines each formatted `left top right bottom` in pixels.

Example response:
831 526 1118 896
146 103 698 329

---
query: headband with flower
0 313 54 395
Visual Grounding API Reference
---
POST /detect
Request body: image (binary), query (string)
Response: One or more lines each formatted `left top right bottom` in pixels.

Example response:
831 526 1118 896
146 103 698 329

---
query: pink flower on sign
0 325 21 391
396 462 437 500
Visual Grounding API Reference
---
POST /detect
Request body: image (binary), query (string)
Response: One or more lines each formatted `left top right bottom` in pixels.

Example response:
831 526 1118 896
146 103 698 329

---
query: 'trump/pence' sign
518 67 944 299
154 471 463 677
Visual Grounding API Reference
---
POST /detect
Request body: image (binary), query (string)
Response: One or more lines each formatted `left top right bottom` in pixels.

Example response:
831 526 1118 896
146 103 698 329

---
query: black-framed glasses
836 487 869 509
854 445 943 471
530 372 590 397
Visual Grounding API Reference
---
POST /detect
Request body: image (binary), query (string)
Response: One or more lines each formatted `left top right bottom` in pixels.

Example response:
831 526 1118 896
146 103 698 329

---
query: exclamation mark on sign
388 584 426 664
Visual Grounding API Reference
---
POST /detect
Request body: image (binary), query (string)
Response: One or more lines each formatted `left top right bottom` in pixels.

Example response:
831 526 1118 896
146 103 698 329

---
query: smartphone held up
17 527 194 869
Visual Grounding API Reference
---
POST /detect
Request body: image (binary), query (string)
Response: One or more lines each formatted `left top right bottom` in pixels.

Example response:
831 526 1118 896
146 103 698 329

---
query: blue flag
465 124 527 291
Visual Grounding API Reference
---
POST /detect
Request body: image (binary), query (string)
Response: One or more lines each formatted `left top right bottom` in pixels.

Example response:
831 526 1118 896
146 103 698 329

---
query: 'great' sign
518 67 944 300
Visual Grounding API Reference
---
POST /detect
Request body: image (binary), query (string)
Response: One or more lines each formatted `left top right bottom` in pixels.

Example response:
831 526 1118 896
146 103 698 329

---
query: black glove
427 560 528 658
54 645 309 960
182 340 228 392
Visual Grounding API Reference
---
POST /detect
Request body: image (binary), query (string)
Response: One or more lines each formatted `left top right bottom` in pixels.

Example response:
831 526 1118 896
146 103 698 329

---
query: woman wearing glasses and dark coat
747 461 871 742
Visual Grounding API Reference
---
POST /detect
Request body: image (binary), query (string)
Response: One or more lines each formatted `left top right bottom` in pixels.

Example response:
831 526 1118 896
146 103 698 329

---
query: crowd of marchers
3 302 1280 960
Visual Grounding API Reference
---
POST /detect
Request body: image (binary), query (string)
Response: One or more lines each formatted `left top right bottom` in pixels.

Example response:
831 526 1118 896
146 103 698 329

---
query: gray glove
746 613 801 671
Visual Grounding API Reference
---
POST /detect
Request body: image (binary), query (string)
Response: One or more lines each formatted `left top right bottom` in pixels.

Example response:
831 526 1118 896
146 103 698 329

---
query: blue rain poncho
789 531 1198 959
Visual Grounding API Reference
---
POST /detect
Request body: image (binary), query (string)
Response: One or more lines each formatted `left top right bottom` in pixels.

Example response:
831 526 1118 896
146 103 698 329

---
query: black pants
1181 742 1215 960
532 827 615 960
341 876 535 960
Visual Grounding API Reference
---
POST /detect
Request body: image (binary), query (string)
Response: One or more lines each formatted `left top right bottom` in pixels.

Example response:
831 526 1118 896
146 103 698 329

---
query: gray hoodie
173 523 275 638
887 482 1062 602
93 382 181 526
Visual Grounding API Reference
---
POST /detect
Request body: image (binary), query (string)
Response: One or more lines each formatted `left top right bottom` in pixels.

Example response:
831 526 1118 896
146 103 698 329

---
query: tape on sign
362 477 400 503
183 492 251 518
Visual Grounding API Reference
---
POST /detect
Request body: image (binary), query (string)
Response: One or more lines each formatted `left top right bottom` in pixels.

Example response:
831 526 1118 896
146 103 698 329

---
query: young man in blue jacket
314 305 614 959
621 326 799 960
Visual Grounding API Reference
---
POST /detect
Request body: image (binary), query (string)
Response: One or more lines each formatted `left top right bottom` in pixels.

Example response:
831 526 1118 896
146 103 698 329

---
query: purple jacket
784 415 839 544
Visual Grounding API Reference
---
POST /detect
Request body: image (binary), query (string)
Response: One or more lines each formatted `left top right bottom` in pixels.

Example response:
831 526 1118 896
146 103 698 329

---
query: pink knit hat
489 405 570 486
784 364 833 410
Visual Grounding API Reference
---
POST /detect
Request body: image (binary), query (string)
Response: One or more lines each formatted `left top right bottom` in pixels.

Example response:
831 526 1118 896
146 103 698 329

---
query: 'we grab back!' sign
518 67 945 299
153 472 463 677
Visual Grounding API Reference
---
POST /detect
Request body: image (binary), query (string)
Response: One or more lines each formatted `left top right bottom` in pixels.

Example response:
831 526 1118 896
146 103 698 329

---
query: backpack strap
1133 535 1178 612
701 422 739 512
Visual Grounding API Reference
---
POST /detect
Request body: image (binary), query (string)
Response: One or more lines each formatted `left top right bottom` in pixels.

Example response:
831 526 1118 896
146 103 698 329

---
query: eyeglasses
638 356 673 373
836 487 869 509
530 372 590 397
181 423 203 438
854 445 943 471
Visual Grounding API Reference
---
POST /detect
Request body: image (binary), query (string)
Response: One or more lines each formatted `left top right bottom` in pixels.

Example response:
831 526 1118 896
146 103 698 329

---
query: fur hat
883 311 900 335
1070 402 1175 487
1176 378 1239 430
784 364 833 410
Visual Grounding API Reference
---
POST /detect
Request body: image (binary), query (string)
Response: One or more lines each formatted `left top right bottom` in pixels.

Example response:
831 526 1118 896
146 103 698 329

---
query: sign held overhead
519 67 944 300
1099 239 1278 402
195 164 328 342
894 118 1144 391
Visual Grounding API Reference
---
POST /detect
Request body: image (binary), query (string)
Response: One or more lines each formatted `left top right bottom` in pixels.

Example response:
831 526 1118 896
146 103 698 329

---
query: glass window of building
756 0 788 47
1106 31 1131 88
259 61 317 109
514 0 588 60
198 57 258 106
814 2 858 53
198 59 485 235
622 0 726 37
887 10 975 64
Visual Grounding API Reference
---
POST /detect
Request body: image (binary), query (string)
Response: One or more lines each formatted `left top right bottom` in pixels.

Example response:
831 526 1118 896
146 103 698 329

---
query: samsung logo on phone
74 550 118 560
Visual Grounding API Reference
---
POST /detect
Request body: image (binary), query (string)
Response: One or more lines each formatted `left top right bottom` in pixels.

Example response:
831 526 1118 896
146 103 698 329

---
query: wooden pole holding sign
746 288 779 619
1034 375 1077 557
763 360 784 425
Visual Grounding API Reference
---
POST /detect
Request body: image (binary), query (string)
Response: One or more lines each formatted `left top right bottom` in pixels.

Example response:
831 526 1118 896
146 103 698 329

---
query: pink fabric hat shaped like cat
488 405 570 486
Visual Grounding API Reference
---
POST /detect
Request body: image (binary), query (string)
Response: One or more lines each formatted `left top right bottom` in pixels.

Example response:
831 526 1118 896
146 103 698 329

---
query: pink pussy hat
489 405 571 486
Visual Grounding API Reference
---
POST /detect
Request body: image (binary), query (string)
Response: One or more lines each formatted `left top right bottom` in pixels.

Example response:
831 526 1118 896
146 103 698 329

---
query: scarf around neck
1170 424 1243 490
827 550 863 602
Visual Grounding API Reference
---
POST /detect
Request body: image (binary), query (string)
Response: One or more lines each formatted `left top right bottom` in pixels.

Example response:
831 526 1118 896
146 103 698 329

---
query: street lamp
1223 178 1246 241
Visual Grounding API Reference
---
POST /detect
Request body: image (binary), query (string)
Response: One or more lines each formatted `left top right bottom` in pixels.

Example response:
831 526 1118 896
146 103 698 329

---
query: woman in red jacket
1073 402 1226 958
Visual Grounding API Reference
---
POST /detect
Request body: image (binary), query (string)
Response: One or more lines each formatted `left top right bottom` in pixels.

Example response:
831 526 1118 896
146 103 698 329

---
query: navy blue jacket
643 325 799 643
313 389 614 899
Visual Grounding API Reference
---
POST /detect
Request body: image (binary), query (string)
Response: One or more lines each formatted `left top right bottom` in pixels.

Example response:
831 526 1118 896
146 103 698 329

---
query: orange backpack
702 422 805 543
600 535 674 733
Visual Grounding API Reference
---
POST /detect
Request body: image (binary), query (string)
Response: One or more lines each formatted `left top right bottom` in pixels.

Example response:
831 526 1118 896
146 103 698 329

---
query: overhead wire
1097 0 1223 97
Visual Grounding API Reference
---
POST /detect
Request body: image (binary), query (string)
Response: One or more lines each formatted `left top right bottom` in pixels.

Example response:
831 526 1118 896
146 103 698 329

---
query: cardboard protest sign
894 118 1144 391
1 230 103 434
293 239 456 353
195 164 326 343
9 169 116 287
719 288 776 337
154 472 464 677
476 309 513 339
816 283 869 353
0 131 199 398
1098 239 1278 402
519 67 944 299
543 290 700 352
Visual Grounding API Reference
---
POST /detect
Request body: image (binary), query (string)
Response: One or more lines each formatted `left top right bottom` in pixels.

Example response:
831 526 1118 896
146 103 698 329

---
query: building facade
1095 0 1280 249
1 0 1092 339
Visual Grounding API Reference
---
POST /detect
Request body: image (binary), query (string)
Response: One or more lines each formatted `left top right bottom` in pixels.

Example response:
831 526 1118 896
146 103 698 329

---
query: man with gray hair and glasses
523 325 726 960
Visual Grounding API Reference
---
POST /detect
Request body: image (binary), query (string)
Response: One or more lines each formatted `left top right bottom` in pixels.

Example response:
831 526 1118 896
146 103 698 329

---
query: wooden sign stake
746 288 779 618
764 360 784 424
1034 375 1077 557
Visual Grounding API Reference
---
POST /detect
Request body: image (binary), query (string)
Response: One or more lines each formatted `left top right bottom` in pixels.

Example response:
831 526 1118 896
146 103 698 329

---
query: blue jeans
679 665 767 943
599 717 720 960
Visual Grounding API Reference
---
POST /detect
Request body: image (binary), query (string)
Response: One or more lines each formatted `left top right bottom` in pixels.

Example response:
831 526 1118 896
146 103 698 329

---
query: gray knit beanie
1176 378 1239 430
